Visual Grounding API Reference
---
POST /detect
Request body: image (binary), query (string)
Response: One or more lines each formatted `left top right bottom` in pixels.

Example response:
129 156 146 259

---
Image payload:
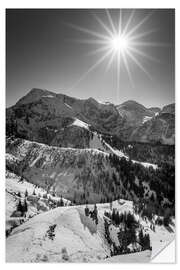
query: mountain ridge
7 87 174 110
6 88 175 145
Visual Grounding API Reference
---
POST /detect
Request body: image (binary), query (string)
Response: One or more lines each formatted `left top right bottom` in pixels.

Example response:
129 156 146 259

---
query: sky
6 9 175 108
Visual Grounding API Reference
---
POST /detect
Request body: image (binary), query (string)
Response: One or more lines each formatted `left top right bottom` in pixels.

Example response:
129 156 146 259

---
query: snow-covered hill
5 157 175 263
6 136 160 206
6 197 174 262
6 205 109 262
104 251 151 262
6 136 114 203
6 170 71 234
5 199 138 262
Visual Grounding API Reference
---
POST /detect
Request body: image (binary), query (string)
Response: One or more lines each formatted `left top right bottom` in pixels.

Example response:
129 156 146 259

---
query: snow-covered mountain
6 88 175 145
161 103 175 115
6 88 122 145
116 100 175 144
116 100 155 126
129 107 175 145
5 88 175 263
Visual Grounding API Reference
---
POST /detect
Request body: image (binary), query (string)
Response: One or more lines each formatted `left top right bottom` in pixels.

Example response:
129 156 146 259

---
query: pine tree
104 218 111 244
112 208 116 223
139 229 144 248
143 234 151 250
116 211 120 225
109 201 113 210
85 205 89 216
130 227 137 244
25 189 28 197
163 215 170 227
23 199 28 213
17 200 23 212
57 195 64 207
93 204 98 223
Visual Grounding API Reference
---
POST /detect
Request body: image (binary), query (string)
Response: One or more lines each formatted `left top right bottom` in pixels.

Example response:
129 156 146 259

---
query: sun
111 35 129 52
67 10 163 98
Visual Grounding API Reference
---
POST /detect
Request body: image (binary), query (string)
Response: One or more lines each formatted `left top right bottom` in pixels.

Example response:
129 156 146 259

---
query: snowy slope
6 200 144 263
6 196 174 262
6 206 110 262
142 116 153 124
150 223 175 258
6 136 159 207
104 250 151 262
97 200 175 260
6 137 113 203
6 170 71 232
89 132 158 169
71 118 89 130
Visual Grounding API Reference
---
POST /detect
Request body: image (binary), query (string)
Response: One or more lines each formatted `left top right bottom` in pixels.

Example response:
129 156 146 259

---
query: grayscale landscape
6 9 175 263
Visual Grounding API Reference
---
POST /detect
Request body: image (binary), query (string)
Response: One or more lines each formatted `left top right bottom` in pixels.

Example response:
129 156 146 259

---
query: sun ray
117 49 121 101
118 9 122 36
128 28 159 41
86 45 111 56
126 50 153 80
128 46 161 63
66 22 110 41
122 10 135 36
66 9 166 93
130 41 171 47
105 50 116 72
105 9 117 35
126 11 154 38
68 48 113 91
121 51 134 88
91 12 114 38
66 38 110 45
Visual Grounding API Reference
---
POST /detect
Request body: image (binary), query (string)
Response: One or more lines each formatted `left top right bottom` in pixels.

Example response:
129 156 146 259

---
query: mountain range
5 88 175 262
6 88 175 147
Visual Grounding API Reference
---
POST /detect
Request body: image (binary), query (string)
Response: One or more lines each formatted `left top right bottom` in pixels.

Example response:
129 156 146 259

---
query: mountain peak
27 88 55 97
120 100 146 108
161 103 175 114
117 100 149 113
15 88 57 106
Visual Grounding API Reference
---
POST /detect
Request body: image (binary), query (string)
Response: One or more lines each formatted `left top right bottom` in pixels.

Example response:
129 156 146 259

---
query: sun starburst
66 10 167 100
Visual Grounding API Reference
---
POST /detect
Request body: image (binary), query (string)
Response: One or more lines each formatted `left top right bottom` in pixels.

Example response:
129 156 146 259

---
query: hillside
6 169 158 263
6 197 175 262
6 137 174 214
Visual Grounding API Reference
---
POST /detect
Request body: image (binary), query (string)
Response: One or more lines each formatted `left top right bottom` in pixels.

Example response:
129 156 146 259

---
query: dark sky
6 9 175 108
